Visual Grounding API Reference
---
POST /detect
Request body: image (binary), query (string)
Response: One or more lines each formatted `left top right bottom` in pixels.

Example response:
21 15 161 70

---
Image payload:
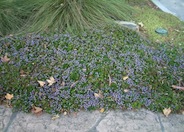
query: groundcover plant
0 25 184 114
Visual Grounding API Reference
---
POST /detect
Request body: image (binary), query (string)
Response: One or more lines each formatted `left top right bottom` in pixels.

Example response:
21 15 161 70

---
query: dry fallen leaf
5 93 13 100
172 85 184 91
51 114 60 120
32 106 43 115
94 91 103 99
123 76 129 81
124 89 129 93
108 74 112 86
1 54 10 62
100 108 105 113
47 76 56 86
20 70 27 77
163 108 171 117
94 93 100 98
138 22 144 27
63 111 67 116
37 81 46 87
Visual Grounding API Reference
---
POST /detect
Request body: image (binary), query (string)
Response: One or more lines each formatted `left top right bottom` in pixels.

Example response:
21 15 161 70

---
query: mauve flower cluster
0 26 183 113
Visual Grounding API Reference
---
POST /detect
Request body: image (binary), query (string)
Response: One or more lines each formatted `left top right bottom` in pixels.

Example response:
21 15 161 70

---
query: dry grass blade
71 81 78 88
172 85 184 91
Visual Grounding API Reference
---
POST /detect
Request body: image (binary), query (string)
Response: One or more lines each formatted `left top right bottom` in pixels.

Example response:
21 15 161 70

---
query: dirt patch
128 0 160 10
147 0 160 10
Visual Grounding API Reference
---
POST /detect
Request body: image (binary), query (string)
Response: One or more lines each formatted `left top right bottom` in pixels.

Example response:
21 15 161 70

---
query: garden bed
0 25 183 114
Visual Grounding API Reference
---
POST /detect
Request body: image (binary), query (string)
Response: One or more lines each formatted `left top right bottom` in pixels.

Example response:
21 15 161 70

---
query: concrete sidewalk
152 0 184 21
1 106 184 132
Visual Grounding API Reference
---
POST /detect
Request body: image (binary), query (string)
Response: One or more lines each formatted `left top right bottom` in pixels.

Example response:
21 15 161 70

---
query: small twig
172 85 184 91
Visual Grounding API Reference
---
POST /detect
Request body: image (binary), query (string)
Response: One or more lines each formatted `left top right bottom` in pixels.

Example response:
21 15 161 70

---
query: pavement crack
158 115 165 132
87 112 109 132
3 111 18 132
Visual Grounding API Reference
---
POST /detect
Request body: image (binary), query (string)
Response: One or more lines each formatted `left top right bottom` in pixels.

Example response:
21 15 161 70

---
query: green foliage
1 0 183 114
127 0 184 45
134 7 184 45
0 0 44 36
0 0 22 36
0 25 184 113
25 0 133 33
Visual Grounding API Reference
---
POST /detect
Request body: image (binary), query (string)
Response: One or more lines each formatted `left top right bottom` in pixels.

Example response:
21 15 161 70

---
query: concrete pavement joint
87 112 109 132
0 107 5 131
3 112 18 132
158 115 165 132
1 106 184 132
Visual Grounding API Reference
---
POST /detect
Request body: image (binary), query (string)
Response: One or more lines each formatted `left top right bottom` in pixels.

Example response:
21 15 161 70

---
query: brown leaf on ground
163 108 171 117
46 76 56 86
63 111 67 116
20 70 27 77
5 93 13 100
37 81 46 87
123 76 129 81
108 74 112 86
100 108 105 113
124 89 129 93
172 85 184 91
33 106 43 113
138 22 144 27
32 106 43 116
1 54 10 62
51 114 60 120
94 91 104 99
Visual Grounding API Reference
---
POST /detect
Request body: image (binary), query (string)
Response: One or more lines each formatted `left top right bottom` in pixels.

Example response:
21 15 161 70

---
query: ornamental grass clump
0 0 44 36
25 0 133 33
0 0 23 36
